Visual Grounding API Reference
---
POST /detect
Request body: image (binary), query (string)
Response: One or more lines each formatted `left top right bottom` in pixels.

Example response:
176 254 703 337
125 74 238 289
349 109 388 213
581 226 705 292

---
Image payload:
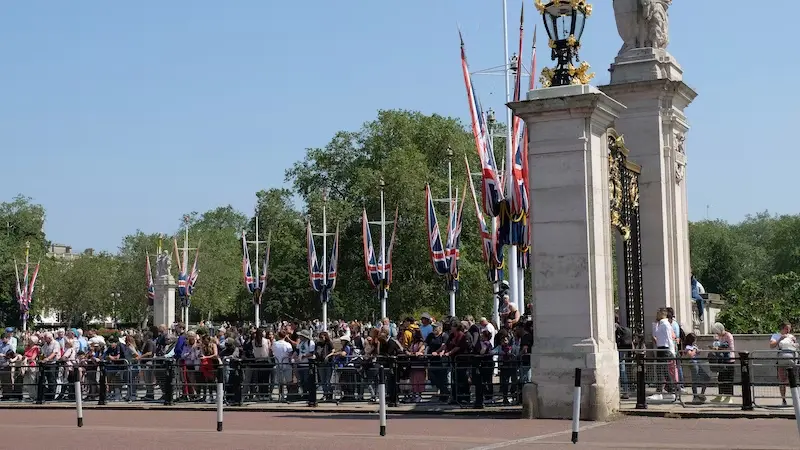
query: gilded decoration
608 133 631 241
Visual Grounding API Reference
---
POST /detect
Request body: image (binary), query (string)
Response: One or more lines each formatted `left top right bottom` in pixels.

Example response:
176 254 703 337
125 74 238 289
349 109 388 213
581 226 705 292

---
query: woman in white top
650 308 676 400
252 329 271 400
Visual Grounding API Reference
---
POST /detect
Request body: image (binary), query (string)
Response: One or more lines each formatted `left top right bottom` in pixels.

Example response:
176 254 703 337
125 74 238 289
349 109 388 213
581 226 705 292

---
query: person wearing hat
296 330 316 397
5 328 17 351
419 313 433 340
330 334 352 401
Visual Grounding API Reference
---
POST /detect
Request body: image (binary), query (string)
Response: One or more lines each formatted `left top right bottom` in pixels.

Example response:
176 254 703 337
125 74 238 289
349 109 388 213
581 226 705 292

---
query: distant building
46 243 93 260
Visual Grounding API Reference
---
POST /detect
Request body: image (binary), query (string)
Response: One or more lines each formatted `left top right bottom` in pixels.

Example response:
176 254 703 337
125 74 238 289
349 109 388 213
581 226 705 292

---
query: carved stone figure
675 133 686 183
156 250 172 278
613 0 671 55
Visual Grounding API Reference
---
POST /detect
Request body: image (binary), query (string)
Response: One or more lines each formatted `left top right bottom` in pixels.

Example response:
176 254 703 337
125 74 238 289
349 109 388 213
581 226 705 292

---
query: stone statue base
609 48 682 84
153 274 176 328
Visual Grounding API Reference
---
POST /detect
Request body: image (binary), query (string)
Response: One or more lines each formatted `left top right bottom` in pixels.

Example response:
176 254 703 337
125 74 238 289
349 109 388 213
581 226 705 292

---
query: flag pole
447 151 456 318
322 190 328 332
379 178 387 320
255 215 260 328
23 241 30 332
183 216 190 327
502 0 520 311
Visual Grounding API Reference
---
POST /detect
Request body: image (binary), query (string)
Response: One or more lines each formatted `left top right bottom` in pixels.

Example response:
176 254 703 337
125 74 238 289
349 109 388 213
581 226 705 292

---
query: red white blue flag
425 184 449 276
146 252 156 306
307 222 324 292
385 207 398 288
242 231 257 294
361 209 382 288
326 224 339 292
259 232 271 293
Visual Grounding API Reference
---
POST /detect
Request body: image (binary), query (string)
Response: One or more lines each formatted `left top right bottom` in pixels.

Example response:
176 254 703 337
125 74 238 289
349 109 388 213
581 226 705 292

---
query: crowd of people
0 293 533 405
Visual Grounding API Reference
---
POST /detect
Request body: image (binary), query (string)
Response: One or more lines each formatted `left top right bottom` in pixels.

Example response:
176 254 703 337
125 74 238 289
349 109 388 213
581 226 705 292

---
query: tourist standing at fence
41 332 61 401
180 331 201 401
666 308 684 391
683 333 710 403
615 316 634 399
315 332 334 401
271 331 293 402
425 324 449 402
199 334 219 403
710 322 735 404
650 309 676 401
22 336 40 401
771 321 797 406
252 328 271 401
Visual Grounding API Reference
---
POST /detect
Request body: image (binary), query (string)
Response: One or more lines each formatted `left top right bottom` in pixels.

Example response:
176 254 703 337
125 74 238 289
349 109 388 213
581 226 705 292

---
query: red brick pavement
0 410 798 449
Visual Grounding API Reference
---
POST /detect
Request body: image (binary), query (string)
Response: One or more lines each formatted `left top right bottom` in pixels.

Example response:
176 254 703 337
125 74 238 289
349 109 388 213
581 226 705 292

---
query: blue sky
0 1 796 253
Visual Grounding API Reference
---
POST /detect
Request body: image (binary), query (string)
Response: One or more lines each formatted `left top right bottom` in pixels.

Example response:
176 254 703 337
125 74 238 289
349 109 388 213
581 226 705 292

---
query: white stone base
609 48 683 84
153 275 176 328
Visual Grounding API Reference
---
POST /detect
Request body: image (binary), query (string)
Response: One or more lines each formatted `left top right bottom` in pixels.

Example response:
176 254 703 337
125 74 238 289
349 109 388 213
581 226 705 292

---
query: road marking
465 422 611 450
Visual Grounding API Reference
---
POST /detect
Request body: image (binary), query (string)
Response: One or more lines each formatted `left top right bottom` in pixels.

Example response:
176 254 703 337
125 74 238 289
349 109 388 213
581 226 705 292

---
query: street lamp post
379 178 388 320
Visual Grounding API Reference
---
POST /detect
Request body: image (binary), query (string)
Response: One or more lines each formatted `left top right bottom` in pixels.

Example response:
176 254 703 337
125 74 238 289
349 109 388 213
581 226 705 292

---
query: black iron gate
608 129 644 337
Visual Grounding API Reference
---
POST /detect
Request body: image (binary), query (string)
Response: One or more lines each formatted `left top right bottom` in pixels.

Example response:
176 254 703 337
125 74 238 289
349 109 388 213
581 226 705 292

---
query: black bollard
98 362 107 405
635 352 647 410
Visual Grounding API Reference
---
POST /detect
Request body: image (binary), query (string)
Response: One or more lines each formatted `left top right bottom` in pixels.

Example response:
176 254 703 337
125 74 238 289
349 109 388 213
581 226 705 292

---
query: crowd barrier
0 354 531 409
621 349 800 410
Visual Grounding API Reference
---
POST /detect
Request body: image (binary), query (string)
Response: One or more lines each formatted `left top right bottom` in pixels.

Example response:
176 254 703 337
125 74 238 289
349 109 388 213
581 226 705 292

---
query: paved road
0 410 797 449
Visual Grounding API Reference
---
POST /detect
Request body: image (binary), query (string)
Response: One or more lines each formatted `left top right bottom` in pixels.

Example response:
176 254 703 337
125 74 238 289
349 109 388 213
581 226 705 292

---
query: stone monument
154 250 176 327
601 0 698 330
509 85 624 420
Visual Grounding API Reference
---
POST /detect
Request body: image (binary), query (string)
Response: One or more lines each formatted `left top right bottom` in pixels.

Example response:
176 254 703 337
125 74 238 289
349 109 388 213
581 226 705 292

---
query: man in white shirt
770 321 795 406
41 332 61 401
271 331 293 401
650 309 676 400
479 317 497 344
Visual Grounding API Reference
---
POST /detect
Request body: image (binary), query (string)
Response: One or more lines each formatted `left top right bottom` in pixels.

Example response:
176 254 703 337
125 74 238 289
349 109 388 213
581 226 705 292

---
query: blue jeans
693 295 705 320
688 361 710 395
619 351 630 393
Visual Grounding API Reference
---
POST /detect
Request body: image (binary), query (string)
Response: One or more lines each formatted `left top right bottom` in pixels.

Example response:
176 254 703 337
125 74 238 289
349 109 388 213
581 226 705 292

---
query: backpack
615 324 633 348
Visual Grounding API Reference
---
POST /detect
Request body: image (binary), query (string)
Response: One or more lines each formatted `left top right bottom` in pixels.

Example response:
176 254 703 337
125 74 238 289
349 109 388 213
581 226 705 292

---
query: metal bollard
787 367 800 440
473 358 484 409
75 379 83 427
571 368 582 444
739 352 753 411
232 359 243 406
98 362 107 405
378 364 387 436
308 360 318 407
164 359 174 406
635 352 647 410
35 365 45 405
387 358 399 407
216 364 224 432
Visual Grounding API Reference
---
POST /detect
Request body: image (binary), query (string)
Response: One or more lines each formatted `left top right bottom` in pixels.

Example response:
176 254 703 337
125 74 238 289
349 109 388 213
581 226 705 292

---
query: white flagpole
380 179 388 320
448 156 456 318
502 0 520 310
254 215 260 328
322 194 328 332
183 217 190 327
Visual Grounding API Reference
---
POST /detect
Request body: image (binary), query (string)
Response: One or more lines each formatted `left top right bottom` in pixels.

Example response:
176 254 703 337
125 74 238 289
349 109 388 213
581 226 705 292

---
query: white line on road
466 422 612 450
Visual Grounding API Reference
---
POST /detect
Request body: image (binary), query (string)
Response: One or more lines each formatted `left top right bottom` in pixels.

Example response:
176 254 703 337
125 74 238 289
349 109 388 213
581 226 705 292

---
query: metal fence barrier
0 354 531 409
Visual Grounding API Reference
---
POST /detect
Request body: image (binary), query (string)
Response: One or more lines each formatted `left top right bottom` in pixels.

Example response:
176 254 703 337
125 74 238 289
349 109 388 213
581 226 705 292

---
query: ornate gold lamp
535 0 594 87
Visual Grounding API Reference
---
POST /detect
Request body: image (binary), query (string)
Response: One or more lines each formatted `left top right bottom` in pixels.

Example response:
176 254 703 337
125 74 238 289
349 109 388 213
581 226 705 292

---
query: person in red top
442 321 469 404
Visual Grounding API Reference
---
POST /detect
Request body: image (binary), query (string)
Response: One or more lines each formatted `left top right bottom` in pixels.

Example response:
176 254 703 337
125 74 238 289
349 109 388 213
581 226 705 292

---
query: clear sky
1 1 796 253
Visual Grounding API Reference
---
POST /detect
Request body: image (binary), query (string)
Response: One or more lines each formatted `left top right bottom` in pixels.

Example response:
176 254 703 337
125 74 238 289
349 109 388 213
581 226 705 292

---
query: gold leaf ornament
534 0 546 13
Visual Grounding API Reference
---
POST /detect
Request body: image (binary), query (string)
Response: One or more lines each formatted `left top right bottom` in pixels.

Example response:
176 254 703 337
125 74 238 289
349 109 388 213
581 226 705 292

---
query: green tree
185 206 248 321
286 110 492 320
0 195 47 327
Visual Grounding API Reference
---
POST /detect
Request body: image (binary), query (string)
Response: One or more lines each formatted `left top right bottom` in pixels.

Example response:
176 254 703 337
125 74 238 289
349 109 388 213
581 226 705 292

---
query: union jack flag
242 231 257 294
326 224 339 292
361 209 382 288
425 184 449 276
146 252 155 306
188 242 200 296
465 156 505 280
461 31 504 218
385 207 398 288
259 232 271 294
307 222 324 292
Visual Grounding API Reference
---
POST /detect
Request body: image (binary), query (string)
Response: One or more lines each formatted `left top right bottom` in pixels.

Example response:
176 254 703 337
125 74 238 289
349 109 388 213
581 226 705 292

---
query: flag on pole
465 156 505 281
385 207 399 288
187 242 200 296
425 184 450 275
259 232 271 293
307 222 324 292
146 252 156 306
326 224 339 292
25 262 39 308
242 231 257 294
460 30 504 218
361 209 382 288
